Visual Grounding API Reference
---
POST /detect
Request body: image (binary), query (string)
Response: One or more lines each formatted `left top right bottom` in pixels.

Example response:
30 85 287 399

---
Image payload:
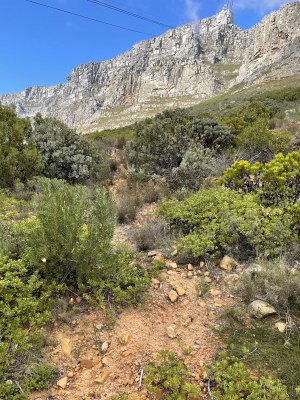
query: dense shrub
126 109 231 186
144 350 200 399
209 352 289 400
0 257 55 398
159 187 297 260
170 145 217 190
218 101 271 136
22 178 116 287
0 104 43 188
235 119 290 162
31 114 110 183
222 151 300 205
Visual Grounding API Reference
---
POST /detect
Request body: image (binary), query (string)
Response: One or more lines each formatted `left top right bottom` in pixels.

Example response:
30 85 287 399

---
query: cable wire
25 0 156 37
87 0 174 29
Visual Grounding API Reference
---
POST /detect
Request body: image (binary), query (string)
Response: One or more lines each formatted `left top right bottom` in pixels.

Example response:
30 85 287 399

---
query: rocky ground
29 198 245 400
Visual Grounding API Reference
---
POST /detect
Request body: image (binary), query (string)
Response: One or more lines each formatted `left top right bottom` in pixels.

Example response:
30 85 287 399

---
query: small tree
0 104 43 188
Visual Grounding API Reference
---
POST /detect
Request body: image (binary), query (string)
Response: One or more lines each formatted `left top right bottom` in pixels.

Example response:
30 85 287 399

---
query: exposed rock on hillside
1 2 300 131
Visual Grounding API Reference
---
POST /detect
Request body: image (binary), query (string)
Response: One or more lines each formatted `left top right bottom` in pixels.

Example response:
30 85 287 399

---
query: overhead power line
25 0 156 37
87 0 174 29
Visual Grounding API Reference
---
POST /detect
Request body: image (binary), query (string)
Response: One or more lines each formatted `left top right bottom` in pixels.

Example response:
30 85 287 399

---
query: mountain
1 2 300 132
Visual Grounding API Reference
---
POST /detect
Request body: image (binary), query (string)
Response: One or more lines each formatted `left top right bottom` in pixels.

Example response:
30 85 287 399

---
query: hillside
1 2 300 132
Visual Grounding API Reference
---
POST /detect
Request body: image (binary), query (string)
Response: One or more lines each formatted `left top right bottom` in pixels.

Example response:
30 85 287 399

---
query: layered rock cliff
1 2 300 131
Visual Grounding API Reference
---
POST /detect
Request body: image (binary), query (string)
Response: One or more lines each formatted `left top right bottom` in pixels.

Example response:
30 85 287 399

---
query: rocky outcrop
1 2 300 131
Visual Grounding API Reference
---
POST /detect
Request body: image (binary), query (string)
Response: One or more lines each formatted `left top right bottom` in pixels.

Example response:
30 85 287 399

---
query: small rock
198 300 206 308
171 248 178 257
67 371 74 378
168 290 178 302
275 321 286 333
187 264 194 271
174 286 186 296
80 359 95 369
118 333 131 345
166 325 177 339
220 255 236 271
199 261 205 268
187 271 193 279
95 324 103 331
75 296 82 303
204 271 210 277
148 250 157 257
248 300 277 319
210 289 221 297
61 338 72 358
94 370 111 384
57 377 68 389
101 342 109 352
166 261 178 269
204 277 212 283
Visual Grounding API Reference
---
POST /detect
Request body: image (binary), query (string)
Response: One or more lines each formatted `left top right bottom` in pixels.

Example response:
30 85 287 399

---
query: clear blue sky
0 0 296 94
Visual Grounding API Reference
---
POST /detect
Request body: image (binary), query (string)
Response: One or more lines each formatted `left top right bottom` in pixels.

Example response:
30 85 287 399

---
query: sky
0 0 297 94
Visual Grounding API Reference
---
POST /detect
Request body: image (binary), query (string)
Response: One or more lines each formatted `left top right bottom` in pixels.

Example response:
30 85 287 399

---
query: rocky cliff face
1 2 300 131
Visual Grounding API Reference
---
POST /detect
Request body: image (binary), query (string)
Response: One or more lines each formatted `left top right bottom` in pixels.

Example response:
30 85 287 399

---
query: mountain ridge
1 2 300 131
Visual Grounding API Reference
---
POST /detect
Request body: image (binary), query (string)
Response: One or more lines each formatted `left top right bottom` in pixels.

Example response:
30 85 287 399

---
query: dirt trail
32 262 231 400
30 170 235 400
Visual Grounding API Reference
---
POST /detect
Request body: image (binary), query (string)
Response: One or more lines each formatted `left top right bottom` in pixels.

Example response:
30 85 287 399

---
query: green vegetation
1 78 299 399
126 109 231 189
219 322 300 399
222 151 300 205
209 351 289 399
0 104 43 188
160 185 297 260
31 113 110 183
144 350 200 400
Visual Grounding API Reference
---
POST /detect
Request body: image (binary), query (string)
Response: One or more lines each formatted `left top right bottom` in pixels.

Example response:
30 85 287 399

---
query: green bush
222 152 300 205
159 187 297 260
209 352 289 400
170 145 217 190
126 109 231 186
235 119 290 162
31 113 109 183
144 350 200 399
0 104 43 188
0 257 53 398
22 178 116 287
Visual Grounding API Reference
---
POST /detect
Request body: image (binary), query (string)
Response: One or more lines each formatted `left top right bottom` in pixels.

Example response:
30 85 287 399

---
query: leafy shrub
222 152 300 205
159 187 297 260
218 101 271 136
237 260 300 314
126 109 232 186
209 352 289 399
31 113 109 183
0 104 43 188
144 350 199 399
24 363 57 392
22 178 116 287
131 218 170 251
235 119 290 162
0 257 53 398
